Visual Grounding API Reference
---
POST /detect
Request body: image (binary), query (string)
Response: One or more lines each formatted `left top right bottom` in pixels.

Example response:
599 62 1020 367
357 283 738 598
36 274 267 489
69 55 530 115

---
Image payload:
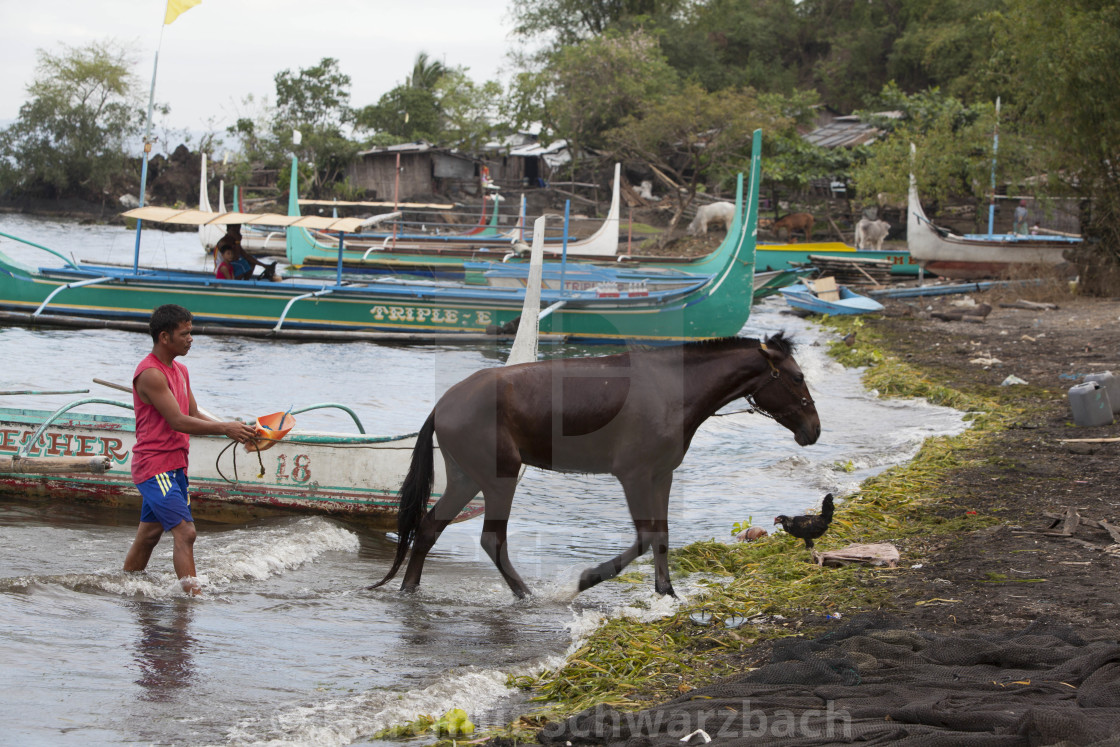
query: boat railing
17 397 134 459
273 287 336 332
290 404 366 434
16 397 368 458
0 231 82 270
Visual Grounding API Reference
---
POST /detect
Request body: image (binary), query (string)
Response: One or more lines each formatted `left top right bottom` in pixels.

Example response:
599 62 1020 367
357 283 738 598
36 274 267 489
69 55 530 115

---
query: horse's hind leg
477 478 531 598
400 462 479 592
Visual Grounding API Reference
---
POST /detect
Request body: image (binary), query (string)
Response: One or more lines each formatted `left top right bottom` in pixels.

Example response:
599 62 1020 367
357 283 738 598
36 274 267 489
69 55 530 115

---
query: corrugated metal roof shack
344 142 481 200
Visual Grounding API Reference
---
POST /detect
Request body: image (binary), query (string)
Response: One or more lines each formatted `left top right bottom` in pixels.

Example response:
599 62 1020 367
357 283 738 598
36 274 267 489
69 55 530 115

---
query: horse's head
750 332 821 446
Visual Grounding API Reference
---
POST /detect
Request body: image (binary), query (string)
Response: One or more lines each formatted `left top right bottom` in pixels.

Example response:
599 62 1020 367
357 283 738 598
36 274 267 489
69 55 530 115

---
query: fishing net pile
538 617 1120 746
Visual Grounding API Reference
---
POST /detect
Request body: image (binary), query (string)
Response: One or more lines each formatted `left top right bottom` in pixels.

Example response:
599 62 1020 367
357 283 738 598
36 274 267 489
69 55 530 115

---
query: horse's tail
368 412 436 589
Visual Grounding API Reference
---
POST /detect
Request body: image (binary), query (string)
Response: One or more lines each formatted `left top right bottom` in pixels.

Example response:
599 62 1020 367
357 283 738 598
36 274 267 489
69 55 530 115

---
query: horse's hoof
399 583 420 594
656 582 676 597
577 569 601 592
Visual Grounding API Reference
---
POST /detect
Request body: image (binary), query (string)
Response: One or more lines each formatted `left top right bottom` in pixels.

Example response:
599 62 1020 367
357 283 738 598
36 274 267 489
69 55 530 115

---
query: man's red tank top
131 353 191 483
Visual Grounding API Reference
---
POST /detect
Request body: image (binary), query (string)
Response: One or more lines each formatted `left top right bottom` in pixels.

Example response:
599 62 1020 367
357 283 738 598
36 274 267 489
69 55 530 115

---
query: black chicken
774 493 835 550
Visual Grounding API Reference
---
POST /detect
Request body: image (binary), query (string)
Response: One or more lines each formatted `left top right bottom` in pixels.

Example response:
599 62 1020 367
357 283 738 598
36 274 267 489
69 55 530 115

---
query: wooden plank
1098 520 1120 544
0 456 111 475
807 254 893 267
1044 506 1080 537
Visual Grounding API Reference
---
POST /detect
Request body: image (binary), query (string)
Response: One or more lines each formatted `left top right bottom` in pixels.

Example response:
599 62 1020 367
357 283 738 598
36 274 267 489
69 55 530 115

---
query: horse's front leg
644 472 675 596
479 516 531 599
579 471 675 596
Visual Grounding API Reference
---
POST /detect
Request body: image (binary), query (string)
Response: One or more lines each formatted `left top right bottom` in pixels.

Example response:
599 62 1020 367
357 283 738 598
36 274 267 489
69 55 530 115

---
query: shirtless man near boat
122 304 256 595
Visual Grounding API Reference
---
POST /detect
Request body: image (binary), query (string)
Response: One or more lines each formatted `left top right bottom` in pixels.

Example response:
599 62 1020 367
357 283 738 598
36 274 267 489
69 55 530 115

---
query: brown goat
763 212 814 242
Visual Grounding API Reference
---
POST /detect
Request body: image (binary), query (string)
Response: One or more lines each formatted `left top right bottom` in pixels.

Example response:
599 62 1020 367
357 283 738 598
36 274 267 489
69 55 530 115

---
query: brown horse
370 332 820 599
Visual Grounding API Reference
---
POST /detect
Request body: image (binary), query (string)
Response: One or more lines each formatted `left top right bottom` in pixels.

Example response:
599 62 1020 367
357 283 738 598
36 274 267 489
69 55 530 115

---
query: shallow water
0 214 969 745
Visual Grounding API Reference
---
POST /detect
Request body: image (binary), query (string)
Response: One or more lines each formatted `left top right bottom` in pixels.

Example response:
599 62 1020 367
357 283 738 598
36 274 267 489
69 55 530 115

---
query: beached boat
780 278 884 316
0 132 761 343
0 402 471 529
907 155 1081 280
754 240 921 276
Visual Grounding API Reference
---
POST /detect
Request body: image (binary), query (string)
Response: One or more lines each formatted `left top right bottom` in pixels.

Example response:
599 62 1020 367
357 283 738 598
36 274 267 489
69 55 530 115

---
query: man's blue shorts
136 468 193 531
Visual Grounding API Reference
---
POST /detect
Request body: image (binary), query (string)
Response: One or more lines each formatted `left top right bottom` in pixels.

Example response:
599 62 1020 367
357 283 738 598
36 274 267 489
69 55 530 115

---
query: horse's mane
680 331 795 355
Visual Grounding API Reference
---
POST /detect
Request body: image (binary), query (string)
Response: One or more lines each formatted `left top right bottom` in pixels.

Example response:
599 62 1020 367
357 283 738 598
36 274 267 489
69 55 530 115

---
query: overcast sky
0 0 518 140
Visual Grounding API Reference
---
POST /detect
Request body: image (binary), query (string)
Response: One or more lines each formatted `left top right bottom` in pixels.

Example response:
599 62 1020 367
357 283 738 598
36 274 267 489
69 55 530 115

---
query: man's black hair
149 304 193 343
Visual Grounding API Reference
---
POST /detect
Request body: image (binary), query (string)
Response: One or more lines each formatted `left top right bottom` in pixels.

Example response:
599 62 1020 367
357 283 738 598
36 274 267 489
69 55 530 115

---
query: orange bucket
245 411 295 453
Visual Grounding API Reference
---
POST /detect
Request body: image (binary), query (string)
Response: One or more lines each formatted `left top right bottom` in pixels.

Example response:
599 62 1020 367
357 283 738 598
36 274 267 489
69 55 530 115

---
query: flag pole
132 23 166 274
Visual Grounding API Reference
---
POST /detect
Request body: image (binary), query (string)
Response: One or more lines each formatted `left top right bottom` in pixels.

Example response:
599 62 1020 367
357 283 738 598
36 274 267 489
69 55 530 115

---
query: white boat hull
907 168 1077 280
0 408 477 530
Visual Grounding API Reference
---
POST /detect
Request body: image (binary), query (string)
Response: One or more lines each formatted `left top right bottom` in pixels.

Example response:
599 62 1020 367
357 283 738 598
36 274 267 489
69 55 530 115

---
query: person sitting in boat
1012 200 1030 235
215 243 237 280
214 224 276 280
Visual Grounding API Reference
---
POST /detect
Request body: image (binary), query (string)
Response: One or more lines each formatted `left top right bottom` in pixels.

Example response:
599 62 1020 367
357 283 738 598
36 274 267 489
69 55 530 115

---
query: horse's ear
759 342 781 364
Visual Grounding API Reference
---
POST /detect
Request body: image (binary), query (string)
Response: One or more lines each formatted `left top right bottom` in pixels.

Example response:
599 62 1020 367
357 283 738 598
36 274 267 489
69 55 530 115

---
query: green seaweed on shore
494 314 1019 737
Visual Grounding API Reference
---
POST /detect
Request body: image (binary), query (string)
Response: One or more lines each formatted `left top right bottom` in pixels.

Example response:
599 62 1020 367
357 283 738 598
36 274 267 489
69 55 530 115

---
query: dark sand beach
518 288 1120 746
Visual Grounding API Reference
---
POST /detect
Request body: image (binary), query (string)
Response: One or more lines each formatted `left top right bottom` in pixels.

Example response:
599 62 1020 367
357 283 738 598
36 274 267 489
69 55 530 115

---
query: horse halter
744 343 815 422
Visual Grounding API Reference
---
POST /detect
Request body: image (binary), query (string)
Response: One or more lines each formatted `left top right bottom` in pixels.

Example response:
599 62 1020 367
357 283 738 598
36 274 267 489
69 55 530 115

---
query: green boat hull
0 134 763 343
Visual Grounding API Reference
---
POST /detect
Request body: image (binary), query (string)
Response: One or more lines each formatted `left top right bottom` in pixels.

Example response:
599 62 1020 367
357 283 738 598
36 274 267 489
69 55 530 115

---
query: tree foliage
0 40 141 201
510 0 686 48
605 83 788 240
851 86 1001 211
270 57 358 197
992 0 1120 277
508 30 679 158
355 52 503 150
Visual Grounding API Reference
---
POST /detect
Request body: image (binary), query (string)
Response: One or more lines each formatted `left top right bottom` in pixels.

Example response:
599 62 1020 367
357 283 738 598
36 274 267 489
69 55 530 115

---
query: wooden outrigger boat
0 131 764 344
0 216 552 528
907 146 1081 280
286 162 624 270
197 154 499 258
0 402 469 529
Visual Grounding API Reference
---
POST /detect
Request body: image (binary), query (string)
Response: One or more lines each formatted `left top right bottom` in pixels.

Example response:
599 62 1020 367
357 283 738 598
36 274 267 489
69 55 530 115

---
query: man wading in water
123 304 256 595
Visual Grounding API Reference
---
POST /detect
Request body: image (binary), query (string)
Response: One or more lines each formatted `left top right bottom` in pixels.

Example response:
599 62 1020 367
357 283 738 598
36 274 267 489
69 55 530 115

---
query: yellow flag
164 0 201 25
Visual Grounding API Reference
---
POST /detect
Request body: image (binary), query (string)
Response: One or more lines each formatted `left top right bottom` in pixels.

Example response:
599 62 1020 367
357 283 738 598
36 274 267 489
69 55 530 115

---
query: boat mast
987 97 1001 236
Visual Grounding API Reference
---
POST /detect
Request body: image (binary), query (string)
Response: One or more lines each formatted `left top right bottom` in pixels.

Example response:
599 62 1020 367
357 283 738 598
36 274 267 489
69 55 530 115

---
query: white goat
854 218 891 250
686 202 736 236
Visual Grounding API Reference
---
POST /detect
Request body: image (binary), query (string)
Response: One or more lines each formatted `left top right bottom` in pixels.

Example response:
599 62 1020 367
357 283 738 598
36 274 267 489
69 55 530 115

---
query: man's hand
223 420 259 444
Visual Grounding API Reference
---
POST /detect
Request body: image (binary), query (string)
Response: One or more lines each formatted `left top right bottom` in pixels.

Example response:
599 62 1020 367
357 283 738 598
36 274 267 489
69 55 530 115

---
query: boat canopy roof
122 206 368 234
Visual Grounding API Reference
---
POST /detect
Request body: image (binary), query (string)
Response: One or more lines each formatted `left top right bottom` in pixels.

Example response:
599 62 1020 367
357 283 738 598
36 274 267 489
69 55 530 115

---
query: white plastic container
1083 371 1120 415
1068 381 1114 427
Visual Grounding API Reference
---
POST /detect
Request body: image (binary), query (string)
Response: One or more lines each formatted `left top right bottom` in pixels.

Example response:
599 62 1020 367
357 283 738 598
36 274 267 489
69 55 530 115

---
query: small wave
0 570 195 599
200 517 359 587
0 518 359 600
223 573 701 746
225 668 515 747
